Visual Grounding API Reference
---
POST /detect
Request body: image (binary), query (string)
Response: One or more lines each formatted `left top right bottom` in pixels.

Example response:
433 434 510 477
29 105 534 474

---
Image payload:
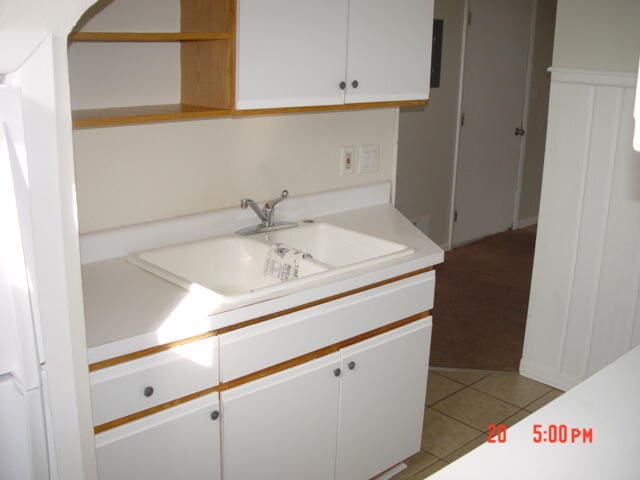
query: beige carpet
430 228 536 371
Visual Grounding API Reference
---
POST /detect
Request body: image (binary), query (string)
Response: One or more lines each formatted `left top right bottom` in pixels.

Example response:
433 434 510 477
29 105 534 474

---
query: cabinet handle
143 386 154 397
351 80 359 89
210 410 220 421
339 81 346 90
333 368 341 377
348 361 356 370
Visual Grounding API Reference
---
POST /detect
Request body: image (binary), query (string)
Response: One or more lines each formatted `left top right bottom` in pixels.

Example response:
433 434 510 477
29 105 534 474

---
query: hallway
430 227 537 371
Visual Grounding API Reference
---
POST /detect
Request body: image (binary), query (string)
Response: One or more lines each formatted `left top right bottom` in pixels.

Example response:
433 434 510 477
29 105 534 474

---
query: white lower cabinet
220 318 432 480
335 319 431 480
220 353 342 480
95 392 222 480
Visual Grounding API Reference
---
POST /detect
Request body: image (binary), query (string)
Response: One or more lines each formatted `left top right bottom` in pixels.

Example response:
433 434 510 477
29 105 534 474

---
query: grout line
467 383 554 411
427 404 487 435
433 368 494 386
442 432 487 463
429 370 468 388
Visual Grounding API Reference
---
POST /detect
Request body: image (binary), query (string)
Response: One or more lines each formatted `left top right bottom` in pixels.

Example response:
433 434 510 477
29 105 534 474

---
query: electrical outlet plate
358 144 380 173
339 146 355 175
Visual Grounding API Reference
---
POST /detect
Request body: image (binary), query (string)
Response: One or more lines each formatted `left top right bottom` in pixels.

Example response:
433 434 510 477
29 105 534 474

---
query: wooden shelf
72 100 427 129
69 32 232 42
72 104 232 128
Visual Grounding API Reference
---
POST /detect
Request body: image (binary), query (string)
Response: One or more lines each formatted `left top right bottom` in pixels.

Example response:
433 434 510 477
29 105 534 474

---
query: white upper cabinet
345 0 433 104
236 0 434 110
236 0 349 109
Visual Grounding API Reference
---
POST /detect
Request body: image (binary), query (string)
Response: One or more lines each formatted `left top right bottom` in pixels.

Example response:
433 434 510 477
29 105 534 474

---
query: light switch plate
339 146 355 175
358 144 379 173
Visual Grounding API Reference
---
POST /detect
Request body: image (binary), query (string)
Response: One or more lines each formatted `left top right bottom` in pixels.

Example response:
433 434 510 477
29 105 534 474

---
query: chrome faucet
237 190 297 235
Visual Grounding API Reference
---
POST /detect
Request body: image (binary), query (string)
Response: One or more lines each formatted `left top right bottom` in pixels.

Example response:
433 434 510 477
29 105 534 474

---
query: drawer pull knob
143 386 154 397
351 80 359 88
348 361 356 370
333 368 341 377
210 410 220 421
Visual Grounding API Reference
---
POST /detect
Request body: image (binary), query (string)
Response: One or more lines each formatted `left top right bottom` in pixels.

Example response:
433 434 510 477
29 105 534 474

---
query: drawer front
90 336 219 426
220 270 434 382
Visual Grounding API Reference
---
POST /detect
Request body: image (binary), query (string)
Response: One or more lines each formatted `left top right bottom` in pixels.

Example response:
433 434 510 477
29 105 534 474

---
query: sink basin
261 223 414 269
127 223 414 302
128 236 327 298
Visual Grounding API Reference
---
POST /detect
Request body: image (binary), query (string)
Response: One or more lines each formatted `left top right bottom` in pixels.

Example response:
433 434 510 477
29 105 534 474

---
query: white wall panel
521 69 640 390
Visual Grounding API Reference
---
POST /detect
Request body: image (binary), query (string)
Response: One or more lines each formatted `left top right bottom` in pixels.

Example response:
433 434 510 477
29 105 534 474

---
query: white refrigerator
0 86 53 480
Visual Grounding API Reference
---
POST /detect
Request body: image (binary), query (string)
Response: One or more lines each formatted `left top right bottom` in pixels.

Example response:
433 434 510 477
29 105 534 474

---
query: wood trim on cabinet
71 100 427 129
68 32 232 42
232 100 427 117
88 266 434 372
93 310 431 434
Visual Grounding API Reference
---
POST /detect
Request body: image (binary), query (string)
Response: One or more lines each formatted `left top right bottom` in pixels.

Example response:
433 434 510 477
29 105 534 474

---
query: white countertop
428 345 640 480
82 204 443 362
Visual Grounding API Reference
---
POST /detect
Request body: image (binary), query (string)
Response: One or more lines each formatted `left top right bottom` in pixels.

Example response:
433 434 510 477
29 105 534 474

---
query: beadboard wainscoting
520 68 640 390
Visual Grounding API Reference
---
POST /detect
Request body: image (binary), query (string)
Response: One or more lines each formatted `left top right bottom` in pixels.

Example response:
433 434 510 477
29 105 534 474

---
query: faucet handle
266 190 289 209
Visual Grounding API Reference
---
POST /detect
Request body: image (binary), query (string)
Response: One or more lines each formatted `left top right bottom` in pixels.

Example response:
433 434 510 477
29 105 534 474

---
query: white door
345 0 433 104
335 319 431 480
95 393 221 480
236 0 348 109
453 0 533 245
221 353 341 480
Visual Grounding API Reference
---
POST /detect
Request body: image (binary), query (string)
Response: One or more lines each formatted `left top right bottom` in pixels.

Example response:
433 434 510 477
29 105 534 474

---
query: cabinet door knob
339 81 346 90
348 361 356 370
143 386 154 397
333 368 341 377
210 410 220 421
351 80 359 88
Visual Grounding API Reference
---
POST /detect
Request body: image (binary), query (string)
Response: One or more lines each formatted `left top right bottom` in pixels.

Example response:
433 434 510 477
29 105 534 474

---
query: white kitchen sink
127 223 414 302
262 223 413 268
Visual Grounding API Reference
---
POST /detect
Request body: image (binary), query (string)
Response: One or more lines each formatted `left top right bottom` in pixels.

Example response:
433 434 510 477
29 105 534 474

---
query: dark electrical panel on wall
430 19 443 88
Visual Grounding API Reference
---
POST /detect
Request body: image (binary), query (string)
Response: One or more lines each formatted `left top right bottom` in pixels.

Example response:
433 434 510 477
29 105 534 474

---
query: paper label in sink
264 244 302 281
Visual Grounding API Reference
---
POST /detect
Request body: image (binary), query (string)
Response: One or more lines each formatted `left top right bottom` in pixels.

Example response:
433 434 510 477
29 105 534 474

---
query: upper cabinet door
236 0 348 109
345 0 434 104
335 318 432 480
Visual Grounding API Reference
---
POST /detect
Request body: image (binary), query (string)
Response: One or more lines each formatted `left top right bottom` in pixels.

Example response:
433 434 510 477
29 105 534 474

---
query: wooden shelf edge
72 100 427 129
69 32 232 42
72 104 233 129
234 99 427 117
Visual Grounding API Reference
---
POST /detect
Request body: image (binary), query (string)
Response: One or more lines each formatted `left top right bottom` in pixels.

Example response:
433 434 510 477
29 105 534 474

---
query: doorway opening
396 0 557 371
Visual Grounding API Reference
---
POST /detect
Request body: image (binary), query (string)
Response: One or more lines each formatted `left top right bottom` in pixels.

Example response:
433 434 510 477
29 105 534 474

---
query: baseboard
517 216 538 229
518 359 582 391
374 462 407 480
439 242 451 252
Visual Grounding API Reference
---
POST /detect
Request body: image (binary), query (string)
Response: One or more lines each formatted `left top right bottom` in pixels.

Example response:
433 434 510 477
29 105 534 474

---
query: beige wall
73 109 397 233
519 0 557 222
71 0 398 233
553 0 640 73
396 0 465 247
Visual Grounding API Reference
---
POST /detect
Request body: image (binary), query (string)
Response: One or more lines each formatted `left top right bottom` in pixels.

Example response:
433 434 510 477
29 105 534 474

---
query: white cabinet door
345 0 433 104
335 318 432 480
236 0 348 109
95 393 221 480
221 353 341 480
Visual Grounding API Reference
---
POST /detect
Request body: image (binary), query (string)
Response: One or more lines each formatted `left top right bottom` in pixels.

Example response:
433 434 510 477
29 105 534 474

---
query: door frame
446 0 538 249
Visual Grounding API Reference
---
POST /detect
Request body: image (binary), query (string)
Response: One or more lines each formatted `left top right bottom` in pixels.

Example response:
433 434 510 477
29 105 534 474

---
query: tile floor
390 368 564 480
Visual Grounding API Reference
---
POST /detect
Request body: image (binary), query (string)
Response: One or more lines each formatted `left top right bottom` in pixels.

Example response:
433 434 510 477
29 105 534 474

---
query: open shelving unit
69 0 236 128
